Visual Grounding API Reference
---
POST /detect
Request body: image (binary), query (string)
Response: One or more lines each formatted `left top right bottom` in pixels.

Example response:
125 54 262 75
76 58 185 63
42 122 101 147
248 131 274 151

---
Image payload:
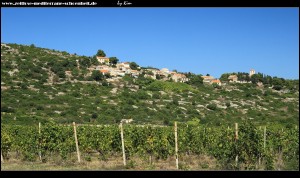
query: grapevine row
1 121 298 170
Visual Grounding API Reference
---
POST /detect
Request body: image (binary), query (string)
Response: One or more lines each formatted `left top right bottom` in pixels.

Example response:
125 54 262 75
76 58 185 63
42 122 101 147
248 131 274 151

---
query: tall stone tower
249 69 255 77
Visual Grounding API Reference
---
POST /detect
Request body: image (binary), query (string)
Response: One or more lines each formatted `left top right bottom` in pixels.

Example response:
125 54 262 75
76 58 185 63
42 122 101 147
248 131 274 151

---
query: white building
249 69 255 77
160 68 170 74
96 56 110 64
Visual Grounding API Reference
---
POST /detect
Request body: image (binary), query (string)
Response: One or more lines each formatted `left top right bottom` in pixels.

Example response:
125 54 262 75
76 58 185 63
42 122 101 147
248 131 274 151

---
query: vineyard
1 121 299 170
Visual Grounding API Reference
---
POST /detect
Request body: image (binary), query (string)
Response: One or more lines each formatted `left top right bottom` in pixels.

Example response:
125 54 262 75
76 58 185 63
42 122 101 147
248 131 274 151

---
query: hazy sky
1 8 299 79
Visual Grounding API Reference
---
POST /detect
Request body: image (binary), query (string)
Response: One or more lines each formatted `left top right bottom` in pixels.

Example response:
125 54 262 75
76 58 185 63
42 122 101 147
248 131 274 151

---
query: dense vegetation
220 72 299 91
1 43 299 128
1 121 298 170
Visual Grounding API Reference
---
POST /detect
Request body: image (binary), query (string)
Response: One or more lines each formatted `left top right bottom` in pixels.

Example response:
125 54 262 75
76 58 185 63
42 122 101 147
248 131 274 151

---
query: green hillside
1 43 299 127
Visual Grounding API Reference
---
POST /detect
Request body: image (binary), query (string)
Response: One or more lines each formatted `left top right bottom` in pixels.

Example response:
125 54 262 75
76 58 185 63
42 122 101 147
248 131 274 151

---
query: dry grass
4 152 290 170
1 153 219 171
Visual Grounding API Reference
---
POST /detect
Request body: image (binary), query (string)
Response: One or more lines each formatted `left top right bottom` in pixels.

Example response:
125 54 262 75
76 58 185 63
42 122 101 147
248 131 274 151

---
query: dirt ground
1 154 218 171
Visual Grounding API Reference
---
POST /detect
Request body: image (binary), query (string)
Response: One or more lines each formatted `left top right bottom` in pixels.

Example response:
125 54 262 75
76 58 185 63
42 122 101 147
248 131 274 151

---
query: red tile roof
100 69 109 73
202 76 214 79
211 79 221 83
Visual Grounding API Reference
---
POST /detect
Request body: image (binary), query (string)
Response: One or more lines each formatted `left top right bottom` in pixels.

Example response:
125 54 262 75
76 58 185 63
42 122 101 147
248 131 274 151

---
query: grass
1 153 218 171
1 157 124 171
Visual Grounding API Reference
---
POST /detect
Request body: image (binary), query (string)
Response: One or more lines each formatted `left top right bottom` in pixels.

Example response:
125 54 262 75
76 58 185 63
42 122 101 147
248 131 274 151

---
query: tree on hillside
186 74 203 87
147 71 154 76
109 57 119 65
130 62 139 70
220 73 231 82
96 49 106 57
51 63 64 74
91 56 100 65
79 58 91 68
250 73 263 84
184 72 193 78
272 77 285 90
245 75 250 82
264 75 273 85
237 72 250 81
57 71 66 78
156 74 161 80
91 70 104 81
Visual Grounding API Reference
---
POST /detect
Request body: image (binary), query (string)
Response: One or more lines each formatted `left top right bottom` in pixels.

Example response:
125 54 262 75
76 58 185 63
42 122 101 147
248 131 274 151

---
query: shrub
91 113 98 119
173 98 179 106
152 92 160 99
163 118 170 125
226 102 231 108
273 85 282 91
207 103 217 110
102 81 109 86
36 105 44 110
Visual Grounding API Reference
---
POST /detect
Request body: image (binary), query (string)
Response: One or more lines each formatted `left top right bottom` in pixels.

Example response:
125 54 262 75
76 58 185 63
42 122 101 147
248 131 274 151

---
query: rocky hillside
1 43 299 127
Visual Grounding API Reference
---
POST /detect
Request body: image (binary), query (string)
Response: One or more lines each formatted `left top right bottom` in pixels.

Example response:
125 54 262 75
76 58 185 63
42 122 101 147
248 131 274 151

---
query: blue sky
1 8 299 79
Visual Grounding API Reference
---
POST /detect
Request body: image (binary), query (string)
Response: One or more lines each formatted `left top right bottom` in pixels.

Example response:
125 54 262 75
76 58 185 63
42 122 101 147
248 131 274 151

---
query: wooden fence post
73 122 81 163
235 123 238 167
1 151 3 163
38 122 42 161
235 123 238 140
175 122 179 169
120 123 126 166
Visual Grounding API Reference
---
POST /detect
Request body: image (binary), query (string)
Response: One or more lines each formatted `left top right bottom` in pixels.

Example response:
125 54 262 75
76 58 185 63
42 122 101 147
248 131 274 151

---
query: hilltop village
71 55 257 87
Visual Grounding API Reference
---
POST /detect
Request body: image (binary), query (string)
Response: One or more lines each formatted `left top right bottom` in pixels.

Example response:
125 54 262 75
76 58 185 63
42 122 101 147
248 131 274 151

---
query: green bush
207 104 217 110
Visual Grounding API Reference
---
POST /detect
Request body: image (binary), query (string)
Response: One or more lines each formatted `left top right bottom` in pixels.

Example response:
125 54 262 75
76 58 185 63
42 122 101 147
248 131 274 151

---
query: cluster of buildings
87 60 140 78
201 69 256 86
201 76 222 86
143 68 189 83
66 55 257 87
227 69 255 83
67 56 189 83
